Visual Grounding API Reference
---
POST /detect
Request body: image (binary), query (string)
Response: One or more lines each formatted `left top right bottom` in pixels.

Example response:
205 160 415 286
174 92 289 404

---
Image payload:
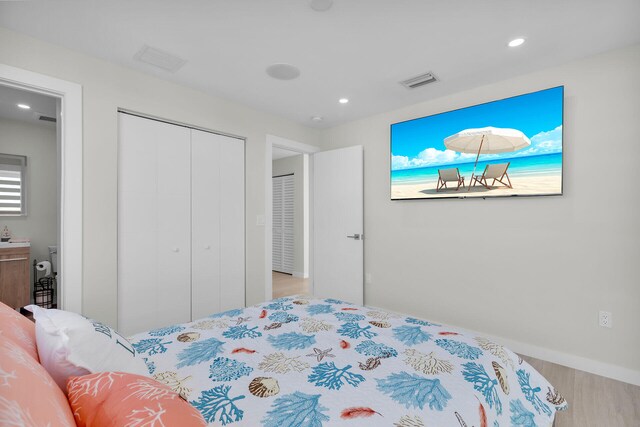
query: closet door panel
272 177 283 271
118 114 191 335
282 175 295 274
219 136 245 311
118 228 157 334
156 123 192 327
191 129 221 319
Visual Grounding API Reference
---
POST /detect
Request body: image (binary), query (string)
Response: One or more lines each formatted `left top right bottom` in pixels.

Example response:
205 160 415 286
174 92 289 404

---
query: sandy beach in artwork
392 173 562 199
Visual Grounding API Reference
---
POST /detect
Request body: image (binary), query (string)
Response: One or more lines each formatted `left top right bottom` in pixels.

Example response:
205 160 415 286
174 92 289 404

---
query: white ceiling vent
400 71 438 89
134 45 187 73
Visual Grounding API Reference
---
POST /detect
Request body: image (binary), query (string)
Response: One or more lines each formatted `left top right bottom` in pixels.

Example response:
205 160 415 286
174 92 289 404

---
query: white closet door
118 113 192 336
272 177 283 271
191 129 222 320
219 135 245 311
272 175 294 274
282 175 295 274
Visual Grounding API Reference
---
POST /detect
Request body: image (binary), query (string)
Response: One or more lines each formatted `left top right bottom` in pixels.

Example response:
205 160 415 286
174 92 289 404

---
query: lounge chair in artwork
437 167 465 191
471 162 512 189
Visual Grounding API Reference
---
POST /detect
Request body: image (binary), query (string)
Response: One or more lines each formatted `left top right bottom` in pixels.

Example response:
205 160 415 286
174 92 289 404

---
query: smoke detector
134 45 187 73
400 71 439 89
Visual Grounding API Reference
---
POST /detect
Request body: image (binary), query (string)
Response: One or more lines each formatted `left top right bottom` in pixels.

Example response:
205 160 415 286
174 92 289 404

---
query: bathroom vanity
0 242 30 309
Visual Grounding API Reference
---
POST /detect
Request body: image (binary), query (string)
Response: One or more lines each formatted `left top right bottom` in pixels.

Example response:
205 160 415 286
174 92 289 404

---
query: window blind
0 159 25 216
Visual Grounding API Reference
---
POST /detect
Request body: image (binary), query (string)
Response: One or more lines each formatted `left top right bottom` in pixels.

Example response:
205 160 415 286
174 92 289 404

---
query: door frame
0 63 83 313
265 135 319 301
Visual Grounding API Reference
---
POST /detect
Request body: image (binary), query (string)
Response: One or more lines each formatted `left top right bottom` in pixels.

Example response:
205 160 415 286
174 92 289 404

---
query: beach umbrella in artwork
444 126 531 190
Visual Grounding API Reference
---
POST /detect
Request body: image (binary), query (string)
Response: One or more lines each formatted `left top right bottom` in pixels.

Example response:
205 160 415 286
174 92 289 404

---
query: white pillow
27 305 148 391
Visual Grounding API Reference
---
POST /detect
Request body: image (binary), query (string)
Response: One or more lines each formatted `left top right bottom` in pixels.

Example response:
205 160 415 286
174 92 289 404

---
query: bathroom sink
0 242 31 248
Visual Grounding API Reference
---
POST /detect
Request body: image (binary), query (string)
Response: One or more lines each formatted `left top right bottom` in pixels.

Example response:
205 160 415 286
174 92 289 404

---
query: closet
117 113 244 336
272 174 294 274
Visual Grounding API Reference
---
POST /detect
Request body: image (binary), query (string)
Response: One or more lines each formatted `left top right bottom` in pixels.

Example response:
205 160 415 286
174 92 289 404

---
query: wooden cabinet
0 246 30 309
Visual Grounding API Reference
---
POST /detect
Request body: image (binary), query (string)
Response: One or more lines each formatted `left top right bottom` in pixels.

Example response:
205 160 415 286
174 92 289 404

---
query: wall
0 26 320 327
272 154 309 277
0 118 57 293
319 44 640 381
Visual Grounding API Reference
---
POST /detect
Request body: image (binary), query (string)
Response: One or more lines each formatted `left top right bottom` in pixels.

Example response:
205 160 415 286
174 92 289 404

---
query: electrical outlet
365 273 372 284
599 311 612 328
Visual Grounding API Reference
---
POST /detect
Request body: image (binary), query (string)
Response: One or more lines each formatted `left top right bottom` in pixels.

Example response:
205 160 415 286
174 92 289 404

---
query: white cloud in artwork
392 148 472 170
528 125 562 153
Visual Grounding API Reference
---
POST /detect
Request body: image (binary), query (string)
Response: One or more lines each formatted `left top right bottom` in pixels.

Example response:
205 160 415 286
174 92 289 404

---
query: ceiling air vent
35 113 56 123
400 71 438 89
134 45 187 73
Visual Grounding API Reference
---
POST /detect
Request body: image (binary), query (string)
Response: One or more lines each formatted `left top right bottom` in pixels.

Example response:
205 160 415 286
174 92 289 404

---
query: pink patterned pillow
0 301 38 361
0 338 75 426
67 372 206 427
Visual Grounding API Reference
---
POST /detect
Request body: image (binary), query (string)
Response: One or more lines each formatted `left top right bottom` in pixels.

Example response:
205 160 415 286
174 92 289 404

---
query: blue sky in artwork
391 87 563 170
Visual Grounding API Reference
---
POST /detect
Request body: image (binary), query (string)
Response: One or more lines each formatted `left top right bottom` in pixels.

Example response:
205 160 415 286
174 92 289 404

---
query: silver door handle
346 234 362 240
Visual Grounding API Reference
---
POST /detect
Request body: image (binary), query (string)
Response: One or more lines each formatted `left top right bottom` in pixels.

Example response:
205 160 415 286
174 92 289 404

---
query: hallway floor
272 271 309 299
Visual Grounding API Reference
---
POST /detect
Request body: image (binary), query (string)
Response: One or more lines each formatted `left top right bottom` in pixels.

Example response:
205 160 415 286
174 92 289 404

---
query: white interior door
118 113 192 335
313 145 363 305
272 175 294 274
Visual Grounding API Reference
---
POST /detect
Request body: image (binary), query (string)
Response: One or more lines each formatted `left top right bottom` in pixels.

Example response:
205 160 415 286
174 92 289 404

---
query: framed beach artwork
390 86 563 200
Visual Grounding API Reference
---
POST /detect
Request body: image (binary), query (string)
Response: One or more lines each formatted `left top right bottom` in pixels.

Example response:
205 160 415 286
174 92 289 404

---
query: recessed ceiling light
310 0 333 12
17 104 31 110
266 63 301 80
338 98 349 104
310 116 323 122
508 38 525 47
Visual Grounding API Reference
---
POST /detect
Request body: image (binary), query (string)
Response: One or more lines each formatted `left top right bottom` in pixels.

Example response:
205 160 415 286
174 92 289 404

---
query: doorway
265 135 318 300
265 137 365 305
271 147 309 298
0 64 82 313
0 85 59 307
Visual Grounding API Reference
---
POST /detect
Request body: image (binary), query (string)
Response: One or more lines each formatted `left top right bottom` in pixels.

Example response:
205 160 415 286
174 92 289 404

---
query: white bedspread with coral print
129 297 567 426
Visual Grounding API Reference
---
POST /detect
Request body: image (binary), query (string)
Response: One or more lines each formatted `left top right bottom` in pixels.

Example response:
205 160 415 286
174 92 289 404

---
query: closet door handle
0 257 28 262
204 245 211 250
172 248 180 253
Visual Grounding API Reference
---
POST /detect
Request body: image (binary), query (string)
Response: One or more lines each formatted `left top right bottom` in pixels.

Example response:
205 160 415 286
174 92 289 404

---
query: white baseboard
488 334 640 387
292 271 309 279
364 305 640 387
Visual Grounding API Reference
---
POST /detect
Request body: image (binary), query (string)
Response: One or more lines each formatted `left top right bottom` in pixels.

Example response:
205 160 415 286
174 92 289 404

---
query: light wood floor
521 355 640 426
272 271 309 299
268 277 640 425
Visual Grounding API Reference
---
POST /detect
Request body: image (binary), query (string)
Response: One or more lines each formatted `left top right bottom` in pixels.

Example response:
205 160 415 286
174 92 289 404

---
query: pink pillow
0 301 38 361
67 372 206 427
0 338 75 426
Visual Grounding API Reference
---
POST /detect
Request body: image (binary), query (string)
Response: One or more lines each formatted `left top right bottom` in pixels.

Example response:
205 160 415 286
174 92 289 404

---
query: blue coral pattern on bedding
129 297 567 426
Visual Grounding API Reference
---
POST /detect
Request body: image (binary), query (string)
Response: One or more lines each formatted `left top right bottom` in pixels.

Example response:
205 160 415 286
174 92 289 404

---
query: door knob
204 245 211 250
172 248 180 252
346 233 362 240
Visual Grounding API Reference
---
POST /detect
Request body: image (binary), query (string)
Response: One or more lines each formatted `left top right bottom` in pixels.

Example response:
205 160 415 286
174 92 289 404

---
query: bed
129 296 566 426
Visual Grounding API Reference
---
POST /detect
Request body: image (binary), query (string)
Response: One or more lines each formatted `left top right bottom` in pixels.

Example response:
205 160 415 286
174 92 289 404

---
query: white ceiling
0 1 639 128
0 84 57 126
273 146 301 160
